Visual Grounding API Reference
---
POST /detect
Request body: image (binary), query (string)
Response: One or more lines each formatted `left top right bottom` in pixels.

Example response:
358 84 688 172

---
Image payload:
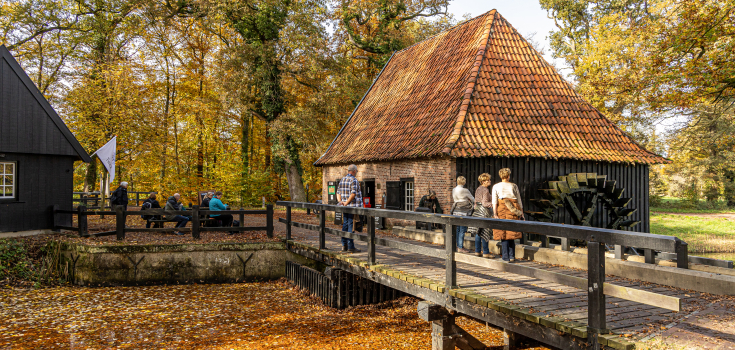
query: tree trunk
264 123 272 169
242 112 249 173
285 159 307 202
83 158 98 192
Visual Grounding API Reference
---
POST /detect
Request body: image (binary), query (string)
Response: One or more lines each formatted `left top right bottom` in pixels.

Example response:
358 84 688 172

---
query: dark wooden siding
0 56 78 157
0 153 75 232
456 157 650 233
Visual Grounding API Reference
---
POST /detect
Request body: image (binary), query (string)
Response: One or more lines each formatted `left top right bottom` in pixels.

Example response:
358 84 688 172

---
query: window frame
0 161 16 199
404 180 414 211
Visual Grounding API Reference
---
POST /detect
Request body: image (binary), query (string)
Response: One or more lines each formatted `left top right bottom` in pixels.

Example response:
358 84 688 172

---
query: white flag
93 136 117 183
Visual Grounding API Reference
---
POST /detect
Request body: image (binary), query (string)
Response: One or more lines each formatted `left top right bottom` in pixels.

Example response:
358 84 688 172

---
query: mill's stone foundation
61 241 320 286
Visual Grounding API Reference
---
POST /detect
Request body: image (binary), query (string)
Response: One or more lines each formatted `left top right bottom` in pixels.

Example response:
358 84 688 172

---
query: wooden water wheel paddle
526 173 640 230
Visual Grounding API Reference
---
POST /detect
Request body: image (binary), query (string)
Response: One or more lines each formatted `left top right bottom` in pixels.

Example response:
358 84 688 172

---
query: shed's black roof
0 45 91 162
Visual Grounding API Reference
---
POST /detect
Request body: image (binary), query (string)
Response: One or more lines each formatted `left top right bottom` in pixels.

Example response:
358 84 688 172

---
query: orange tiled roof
315 11 668 166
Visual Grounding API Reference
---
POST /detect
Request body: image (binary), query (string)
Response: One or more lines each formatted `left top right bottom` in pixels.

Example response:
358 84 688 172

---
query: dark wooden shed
315 11 668 233
0 45 91 233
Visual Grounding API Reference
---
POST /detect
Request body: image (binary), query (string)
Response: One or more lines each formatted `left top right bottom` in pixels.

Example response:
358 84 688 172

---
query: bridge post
319 209 326 250
368 215 375 265
560 237 570 251
614 245 625 259
676 241 688 269
418 301 455 350
286 206 292 241
266 204 274 238
445 223 456 290
587 239 607 349
77 205 88 237
503 329 529 350
644 249 655 264
192 205 200 239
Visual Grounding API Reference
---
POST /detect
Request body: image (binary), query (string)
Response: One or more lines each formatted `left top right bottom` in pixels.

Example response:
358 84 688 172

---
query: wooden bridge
277 201 693 350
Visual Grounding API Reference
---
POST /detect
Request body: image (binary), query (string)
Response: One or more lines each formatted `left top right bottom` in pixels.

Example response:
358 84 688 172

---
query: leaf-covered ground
0 280 550 349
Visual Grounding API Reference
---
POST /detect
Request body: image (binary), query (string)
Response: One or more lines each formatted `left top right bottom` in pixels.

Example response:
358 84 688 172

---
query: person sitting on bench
164 193 188 235
142 192 162 228
201 191 214 208
209 191 234 234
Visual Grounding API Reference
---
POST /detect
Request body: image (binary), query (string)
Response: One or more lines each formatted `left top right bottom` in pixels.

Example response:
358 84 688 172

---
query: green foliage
226 1 291 122
0 238 70 287
649 164 667 207
650 197 735 213
0 239 37 282
340 0 450 69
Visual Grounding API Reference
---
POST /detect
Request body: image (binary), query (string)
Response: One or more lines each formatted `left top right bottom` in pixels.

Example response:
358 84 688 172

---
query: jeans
341 213 356 250
173 215 189 228
216 214 234 227
475 234 490 254
456 226 468 249
501 239 516 261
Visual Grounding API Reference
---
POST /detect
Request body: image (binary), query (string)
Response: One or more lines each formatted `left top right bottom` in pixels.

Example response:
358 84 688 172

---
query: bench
147 217 217 227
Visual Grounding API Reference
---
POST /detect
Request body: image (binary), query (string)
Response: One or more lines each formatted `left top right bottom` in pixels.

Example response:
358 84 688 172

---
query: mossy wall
61 241 322 286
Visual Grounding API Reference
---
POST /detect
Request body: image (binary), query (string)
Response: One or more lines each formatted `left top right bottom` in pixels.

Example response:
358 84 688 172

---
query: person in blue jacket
209 191 234 233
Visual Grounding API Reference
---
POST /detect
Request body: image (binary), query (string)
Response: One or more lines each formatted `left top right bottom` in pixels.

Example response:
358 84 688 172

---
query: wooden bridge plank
286 220 685 346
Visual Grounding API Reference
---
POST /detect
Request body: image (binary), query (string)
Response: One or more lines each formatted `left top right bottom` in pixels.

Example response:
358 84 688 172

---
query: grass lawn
650 213 735 253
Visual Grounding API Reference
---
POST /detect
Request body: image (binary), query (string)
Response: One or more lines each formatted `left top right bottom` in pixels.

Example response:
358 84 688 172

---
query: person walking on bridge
452 176 474 253
337 164 362 253
492 168 524 262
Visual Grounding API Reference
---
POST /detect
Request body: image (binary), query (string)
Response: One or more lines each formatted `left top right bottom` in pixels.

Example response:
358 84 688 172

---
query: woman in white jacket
451 176 475 253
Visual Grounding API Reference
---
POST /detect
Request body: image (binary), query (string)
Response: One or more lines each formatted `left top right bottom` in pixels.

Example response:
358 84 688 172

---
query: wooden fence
52 204 274 240
72 191 155 209
277 201 689 348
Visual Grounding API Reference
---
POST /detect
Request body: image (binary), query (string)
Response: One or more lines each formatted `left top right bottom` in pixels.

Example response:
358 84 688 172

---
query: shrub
0 237 69 287
0 239 37 282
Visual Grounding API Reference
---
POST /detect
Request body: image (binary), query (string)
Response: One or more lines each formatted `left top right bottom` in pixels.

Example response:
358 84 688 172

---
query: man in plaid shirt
336 164 362 253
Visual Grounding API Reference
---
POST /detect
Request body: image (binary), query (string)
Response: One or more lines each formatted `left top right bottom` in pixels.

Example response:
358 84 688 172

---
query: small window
405 181 414 211
0 162 15 199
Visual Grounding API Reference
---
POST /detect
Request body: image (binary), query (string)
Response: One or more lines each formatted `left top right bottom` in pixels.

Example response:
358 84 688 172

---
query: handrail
276 200 689 346
276 201 685 253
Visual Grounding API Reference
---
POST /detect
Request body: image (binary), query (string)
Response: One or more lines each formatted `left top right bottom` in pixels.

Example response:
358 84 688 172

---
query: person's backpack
141 201 152 220
109 190 119 206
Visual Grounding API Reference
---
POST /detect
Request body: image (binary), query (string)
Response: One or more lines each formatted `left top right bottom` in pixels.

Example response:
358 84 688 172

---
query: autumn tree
339 0 449 70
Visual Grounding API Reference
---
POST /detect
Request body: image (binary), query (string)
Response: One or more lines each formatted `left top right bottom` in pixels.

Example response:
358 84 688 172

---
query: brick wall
321 157 457 217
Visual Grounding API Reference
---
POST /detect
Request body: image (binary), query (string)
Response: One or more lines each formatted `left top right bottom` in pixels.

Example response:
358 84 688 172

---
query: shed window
405 181 414 211
0 162 15 198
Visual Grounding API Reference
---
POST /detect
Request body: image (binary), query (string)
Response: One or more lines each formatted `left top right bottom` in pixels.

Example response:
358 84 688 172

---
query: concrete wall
61 242 321 286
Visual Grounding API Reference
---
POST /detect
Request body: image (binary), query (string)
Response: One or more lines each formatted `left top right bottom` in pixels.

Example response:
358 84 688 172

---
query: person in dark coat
142 192 162 228
110 181 129 210
201 191 214 208
164 194 189 235
418 190 443 214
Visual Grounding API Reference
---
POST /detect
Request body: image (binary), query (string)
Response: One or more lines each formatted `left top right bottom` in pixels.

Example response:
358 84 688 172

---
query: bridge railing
277 201 687 342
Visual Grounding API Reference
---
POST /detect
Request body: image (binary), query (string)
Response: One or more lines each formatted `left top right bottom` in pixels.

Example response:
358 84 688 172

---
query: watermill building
315 10 668 232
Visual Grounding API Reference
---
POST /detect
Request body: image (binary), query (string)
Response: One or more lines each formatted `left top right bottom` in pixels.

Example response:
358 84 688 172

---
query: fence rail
277 200 688 347
72 191 156 208
52 204 274 240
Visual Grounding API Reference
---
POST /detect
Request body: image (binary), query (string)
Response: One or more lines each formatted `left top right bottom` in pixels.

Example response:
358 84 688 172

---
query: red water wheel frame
526 173 640 230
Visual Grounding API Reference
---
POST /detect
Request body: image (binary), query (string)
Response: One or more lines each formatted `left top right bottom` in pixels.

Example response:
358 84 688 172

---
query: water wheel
526 173 640 230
